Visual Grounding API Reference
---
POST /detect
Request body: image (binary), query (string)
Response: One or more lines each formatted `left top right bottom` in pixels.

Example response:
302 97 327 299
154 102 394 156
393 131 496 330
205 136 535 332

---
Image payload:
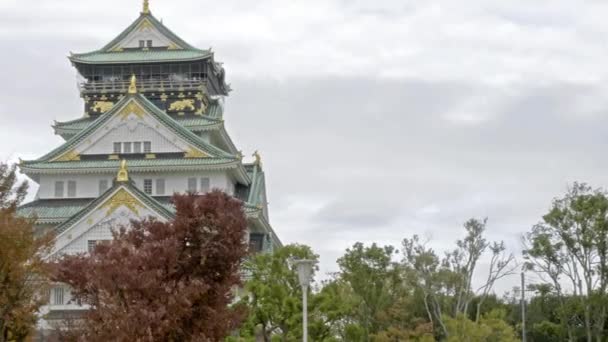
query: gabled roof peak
70 6 204 63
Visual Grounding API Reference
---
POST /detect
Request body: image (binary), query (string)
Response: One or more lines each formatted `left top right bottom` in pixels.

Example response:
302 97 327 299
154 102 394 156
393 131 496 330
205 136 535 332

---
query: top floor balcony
78 75 208 95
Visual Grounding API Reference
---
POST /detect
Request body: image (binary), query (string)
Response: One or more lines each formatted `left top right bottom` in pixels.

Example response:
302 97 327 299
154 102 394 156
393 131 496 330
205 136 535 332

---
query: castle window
123 142 132 154
143 179 153 194
54 181 64 198
139 40 145 48
147 40 153 48
144 141 152 153
249 233 265 253
187 178 197 192
88 240 98 253
133 142 142 153
53 287 64 305
156 179 165 195
200 178 210 193
67 181 77 198
113 142 121 154
99 180 109 195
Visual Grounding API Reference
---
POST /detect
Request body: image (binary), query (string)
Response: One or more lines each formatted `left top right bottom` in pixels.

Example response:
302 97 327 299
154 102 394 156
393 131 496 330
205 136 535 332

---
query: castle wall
37 171 235 199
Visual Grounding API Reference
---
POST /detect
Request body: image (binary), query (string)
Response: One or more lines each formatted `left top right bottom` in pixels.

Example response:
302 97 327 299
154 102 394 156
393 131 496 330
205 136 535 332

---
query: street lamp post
294 259 315 342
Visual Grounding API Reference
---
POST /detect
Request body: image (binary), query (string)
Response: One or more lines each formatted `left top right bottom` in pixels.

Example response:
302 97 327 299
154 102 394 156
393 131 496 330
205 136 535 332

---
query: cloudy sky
2 0 608 293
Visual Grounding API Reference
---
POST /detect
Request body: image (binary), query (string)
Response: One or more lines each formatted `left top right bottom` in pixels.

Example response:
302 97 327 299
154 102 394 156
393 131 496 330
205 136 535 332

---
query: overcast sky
2 0 608 294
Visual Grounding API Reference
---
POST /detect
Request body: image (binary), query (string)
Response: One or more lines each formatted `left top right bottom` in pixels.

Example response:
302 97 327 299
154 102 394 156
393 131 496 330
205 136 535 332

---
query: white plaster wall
81 121 183 155
38 171 236 199
119 26 172 48
71 101 203 156
38 175 112 199
131 171 235 196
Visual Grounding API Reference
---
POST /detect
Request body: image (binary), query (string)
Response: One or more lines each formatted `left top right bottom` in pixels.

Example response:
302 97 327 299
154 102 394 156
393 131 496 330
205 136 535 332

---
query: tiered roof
19 160 275 241
21 89 248 181
54 100 225 139
69 6 209 65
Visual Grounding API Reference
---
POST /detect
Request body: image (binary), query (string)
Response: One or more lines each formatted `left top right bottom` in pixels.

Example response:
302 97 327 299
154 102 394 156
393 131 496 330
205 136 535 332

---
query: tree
443 310 519 342
523 182 608 342
402 218 516 340
308 279 354 342
235 244 319 341
336 242 402 341
52 190 249 341
0 162 53 342
402 234 451 338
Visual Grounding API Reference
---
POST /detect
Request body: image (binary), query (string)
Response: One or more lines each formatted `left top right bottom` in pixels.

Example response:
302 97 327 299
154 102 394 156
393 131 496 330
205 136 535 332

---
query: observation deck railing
79 78 208 94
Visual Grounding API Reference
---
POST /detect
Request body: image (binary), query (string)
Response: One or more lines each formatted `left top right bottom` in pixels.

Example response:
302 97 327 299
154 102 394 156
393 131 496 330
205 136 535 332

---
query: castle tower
18 1 280 326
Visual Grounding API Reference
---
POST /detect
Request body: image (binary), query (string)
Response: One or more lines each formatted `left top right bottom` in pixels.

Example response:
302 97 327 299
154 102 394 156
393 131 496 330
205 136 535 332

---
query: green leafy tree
236 244 318 341
524 182 608 342
444 310 519 342
402 218 516 340
336 243 401 341
308 279 353 341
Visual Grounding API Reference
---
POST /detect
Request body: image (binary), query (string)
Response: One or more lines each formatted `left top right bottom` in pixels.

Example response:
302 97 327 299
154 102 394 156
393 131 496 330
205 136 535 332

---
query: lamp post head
294 259 315 288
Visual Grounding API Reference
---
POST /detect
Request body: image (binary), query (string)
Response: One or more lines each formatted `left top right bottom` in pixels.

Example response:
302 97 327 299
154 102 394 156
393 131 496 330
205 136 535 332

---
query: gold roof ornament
253 150 262 168
142 0 150 14
116 159 129 182
128 74 138 94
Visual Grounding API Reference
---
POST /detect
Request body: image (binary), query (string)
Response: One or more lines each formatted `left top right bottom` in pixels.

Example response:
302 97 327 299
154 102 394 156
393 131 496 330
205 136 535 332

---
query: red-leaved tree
52 191 249 341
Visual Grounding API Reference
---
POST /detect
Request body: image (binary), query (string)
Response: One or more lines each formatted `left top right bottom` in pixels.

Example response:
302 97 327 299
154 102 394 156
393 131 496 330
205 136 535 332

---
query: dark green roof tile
70 49 212 64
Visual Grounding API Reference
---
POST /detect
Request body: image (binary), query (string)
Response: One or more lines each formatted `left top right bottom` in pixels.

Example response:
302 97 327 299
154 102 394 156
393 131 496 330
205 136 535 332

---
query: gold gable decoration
167 42 182 50
184 147 209 159
53 149 80 162
118 101 146 120
102 188 143 216
142 0 150 14
128 75 138 94
92 101 114 113
116 159 129 182
168 99 195 112
138 18 154 31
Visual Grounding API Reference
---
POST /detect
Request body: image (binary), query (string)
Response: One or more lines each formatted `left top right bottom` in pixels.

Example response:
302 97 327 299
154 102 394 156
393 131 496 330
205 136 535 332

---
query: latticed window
54 181 64 198
200 178 210 193
88 240 97 253
156 179 165 195
113 142 121 154
133 142 142 153
144 141 152 153
249 233 265 253
123 142 132 154
144 179 153 194
67 181 77 198
187 178 197 192
53 287 64 305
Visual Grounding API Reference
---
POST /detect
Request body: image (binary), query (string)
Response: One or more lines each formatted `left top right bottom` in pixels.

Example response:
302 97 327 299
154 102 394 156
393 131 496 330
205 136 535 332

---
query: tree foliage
402 218 516 339
444 310 519 342
52 191 249 341
524 182 608 342
0 162 53 342
233 244 320 341
336 243 402 341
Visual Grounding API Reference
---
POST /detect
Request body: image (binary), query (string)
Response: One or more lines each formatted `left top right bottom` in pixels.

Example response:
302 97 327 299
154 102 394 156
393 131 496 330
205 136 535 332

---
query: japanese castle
18 0 280 326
